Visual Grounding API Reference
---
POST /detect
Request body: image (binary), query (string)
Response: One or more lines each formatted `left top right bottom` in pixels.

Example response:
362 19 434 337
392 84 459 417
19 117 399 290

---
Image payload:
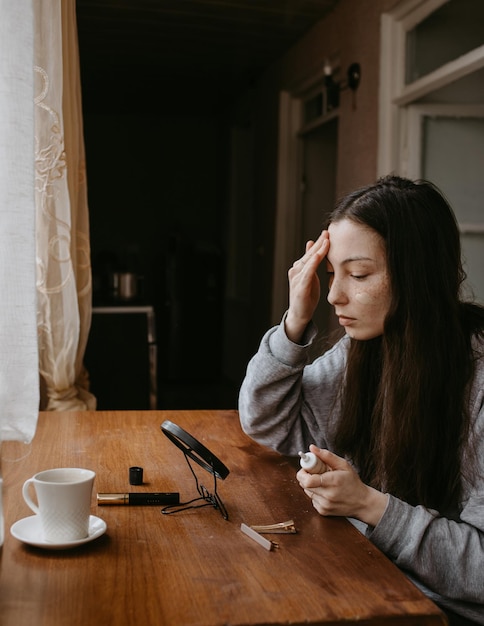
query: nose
327 277 348 306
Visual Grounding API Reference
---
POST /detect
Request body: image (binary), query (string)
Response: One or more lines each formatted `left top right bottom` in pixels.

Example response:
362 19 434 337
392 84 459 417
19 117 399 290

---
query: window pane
422 116 484 223
406 0 484 84
421 114 484 302
461 235 484 304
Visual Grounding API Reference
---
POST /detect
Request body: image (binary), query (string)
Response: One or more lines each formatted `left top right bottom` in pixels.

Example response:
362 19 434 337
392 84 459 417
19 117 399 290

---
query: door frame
273 78 338 324
272 91 303 324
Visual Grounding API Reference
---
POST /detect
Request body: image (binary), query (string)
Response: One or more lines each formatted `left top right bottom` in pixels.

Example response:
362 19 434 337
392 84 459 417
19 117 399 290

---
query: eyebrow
342 256 375 264
327 256 375 266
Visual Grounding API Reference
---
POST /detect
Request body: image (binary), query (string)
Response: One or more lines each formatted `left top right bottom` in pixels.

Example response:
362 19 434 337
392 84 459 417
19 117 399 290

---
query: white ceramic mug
22 468 95 542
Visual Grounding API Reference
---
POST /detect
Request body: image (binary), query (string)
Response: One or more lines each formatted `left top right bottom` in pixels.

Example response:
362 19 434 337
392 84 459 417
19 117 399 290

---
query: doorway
299 117 338 342
273 84 339 335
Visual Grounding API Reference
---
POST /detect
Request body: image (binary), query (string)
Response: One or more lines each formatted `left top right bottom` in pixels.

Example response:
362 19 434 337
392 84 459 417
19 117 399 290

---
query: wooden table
1 410 447 626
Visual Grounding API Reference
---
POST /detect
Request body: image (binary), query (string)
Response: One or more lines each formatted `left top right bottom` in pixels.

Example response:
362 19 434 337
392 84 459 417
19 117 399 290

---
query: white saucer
10 515 107 550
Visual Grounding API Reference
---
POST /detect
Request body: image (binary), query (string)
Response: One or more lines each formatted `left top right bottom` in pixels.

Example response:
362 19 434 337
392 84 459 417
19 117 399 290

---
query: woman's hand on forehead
303 230 330 267
285 230 330 343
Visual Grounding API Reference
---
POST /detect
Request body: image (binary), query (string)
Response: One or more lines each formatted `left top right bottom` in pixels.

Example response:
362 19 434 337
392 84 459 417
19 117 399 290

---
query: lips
337 315 356 326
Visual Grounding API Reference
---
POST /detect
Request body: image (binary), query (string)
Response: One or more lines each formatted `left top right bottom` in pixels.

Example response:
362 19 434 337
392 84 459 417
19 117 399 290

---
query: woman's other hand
296 444 389 528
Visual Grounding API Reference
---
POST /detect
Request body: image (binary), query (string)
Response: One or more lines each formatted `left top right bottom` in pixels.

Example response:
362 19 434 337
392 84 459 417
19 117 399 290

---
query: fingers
297 448 349 495
306 230 329 261
293 231 329 270
309 445 349 472
296 466 325 491
304 488 314 500
286 231 329 342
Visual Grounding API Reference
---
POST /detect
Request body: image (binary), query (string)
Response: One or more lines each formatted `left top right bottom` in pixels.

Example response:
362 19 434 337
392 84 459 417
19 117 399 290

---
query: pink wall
241 0 400 349
264 0 399 195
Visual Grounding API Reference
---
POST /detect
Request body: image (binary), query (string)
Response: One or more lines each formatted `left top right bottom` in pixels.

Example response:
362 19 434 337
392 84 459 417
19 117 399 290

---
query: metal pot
117 272 138 300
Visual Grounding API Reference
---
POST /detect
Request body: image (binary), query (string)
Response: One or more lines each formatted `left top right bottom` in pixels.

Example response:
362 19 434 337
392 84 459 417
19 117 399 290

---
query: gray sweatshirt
238 318 484 624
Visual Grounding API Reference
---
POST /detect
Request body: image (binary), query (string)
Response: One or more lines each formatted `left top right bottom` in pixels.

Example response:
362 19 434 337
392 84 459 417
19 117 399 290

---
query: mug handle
22 478 39 515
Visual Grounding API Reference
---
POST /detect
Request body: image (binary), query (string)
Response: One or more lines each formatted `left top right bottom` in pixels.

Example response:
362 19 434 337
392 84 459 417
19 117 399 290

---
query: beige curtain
35 0 95 410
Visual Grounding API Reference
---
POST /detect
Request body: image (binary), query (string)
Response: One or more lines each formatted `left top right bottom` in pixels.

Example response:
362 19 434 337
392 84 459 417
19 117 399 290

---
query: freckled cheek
354 291 374 305
354 282 391 309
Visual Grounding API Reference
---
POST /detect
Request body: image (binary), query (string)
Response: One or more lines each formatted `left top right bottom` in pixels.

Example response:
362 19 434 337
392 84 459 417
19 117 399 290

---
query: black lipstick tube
97 492 180 506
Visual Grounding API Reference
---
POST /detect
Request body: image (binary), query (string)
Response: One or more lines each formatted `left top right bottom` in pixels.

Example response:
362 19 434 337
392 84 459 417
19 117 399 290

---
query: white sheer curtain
0 0 38 547
0 0 96 546
0 0 39 442
0 0 97 430
35 0 95 411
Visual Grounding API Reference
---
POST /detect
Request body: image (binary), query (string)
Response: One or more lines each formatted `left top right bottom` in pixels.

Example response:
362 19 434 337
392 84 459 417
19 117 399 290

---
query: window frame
378 0 484 176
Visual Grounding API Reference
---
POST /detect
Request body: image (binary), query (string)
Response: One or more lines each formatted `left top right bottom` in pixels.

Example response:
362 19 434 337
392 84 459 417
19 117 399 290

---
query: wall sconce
323 60 361 110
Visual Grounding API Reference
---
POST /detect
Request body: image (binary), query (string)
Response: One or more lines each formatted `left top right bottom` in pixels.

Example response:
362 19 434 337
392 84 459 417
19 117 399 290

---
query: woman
239 175 484 625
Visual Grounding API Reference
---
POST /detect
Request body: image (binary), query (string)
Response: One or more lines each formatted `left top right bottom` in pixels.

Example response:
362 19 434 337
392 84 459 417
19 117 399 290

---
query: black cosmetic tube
97 492 180 506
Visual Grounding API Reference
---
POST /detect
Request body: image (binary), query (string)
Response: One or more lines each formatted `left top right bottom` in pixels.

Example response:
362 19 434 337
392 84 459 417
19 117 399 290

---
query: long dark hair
329 175 484 511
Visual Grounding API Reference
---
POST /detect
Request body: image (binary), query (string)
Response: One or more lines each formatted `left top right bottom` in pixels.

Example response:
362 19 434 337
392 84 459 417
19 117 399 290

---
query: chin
345 328 383 341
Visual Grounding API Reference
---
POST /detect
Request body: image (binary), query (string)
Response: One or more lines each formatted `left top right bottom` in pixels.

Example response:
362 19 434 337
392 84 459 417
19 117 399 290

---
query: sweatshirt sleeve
368 387 484 607
367 493 484 605
238 316 346 455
